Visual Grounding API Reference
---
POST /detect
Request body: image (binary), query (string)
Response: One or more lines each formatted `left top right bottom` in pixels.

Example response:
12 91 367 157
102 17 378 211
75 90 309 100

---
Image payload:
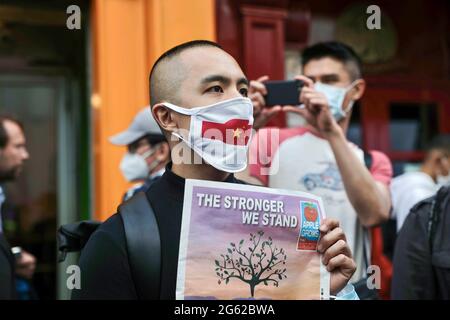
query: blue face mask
314 81 357 121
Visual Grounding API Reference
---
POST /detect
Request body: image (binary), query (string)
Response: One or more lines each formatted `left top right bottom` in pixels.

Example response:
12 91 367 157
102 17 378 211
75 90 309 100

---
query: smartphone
264 79 303 107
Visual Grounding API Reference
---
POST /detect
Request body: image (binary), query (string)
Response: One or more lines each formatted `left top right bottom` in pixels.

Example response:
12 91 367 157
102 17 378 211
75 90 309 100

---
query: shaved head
149 40 248 150
149 40 223 107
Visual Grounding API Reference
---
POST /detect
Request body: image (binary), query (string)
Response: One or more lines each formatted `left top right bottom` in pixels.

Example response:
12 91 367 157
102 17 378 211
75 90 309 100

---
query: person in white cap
109 107 170 201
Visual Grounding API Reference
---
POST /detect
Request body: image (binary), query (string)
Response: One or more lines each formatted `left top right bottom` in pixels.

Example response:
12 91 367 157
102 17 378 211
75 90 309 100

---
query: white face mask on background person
436 155 450 187
437 174 450 187
162 96 254 173
314 81 357 121
119 148 159 182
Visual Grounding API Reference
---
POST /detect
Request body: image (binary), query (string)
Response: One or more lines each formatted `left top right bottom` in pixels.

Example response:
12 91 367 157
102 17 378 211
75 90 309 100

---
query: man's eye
207 85 223 93
239 88 248 97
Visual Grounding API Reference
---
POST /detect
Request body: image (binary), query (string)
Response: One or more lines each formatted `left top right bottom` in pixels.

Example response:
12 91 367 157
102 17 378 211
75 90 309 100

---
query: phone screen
264 80 303 107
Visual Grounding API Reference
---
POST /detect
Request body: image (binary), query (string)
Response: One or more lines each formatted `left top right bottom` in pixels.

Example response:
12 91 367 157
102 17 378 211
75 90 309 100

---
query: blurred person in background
0 116 36 300
391 134 450 232
109 108 170 201
392 183 450 299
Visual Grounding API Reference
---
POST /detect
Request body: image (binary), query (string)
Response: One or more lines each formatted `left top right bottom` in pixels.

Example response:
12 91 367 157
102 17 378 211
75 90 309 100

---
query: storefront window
389 103 439 152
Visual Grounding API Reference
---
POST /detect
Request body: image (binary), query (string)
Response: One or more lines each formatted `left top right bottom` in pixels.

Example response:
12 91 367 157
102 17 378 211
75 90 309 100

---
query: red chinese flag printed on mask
201 119 252 146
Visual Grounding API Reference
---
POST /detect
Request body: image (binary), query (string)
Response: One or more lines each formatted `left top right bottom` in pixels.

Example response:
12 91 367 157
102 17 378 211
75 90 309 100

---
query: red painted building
216 0 450 175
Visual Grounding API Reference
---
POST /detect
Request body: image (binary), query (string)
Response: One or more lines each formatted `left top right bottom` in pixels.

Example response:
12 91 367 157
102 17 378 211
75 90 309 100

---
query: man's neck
149 162 167 177
172 162 230 181
421 163 437 183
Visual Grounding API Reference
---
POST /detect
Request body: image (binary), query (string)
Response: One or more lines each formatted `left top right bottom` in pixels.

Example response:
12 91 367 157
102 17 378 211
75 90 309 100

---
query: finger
250 92 266 111
317 227 346 253
253 105 282 130
282 106 301 113
322 239 352 265
294 75 314 88
302 91 324 99
320 218 340 233
299 87 314 104
256 75 269 82
264 105 282 116
282 105 306 116
308 98 329 108
283 106 315 124
301 87 315 94
302 92 328 104
301 91 325 110
260 106 281 122
259 106 281 121
250 79 268 95
326 254 355 273
302 88 329 105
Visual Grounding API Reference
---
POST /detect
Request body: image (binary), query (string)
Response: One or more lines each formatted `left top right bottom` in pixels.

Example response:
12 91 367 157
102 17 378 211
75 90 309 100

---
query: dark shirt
391 187 450 300
73 164 242 299
1 187 16 300
0 233 15 299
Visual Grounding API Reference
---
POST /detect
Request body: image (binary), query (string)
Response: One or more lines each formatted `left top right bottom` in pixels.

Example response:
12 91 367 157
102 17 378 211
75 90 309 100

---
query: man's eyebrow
200 75 249 87
306 74 340 82
200 75 231 86
237 77 249 86
320 74 340 81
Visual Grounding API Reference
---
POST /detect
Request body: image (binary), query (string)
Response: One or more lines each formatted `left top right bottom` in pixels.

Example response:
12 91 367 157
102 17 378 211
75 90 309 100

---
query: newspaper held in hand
176 179 330 300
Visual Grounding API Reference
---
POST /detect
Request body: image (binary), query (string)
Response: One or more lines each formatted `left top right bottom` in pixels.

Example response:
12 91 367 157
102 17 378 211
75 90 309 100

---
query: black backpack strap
362 149 373 264
118 192 161 300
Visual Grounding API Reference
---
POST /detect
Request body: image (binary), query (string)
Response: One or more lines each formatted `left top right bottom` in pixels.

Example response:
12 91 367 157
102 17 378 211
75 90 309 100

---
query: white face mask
163 97 254 173
120 148 158 182
437 174 450 187
314 81 357 121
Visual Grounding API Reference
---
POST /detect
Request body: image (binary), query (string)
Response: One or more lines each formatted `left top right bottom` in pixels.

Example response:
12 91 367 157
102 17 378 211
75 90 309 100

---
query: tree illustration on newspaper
214 230 288 298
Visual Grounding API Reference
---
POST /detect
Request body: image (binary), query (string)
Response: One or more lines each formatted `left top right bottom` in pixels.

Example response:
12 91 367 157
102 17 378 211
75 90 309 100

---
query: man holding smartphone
243 42 393 288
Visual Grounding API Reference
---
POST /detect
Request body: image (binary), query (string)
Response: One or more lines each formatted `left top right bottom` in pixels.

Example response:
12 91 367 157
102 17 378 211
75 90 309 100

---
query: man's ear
155 142 170 162
152 103 178 134
350 79 366 101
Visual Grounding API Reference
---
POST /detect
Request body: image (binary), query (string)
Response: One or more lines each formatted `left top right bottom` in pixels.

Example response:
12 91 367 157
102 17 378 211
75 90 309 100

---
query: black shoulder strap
362 149 373 266
119 192 161 300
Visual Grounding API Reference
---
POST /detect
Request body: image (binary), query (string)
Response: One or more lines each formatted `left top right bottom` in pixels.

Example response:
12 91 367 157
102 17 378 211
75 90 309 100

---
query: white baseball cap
109 107 163 146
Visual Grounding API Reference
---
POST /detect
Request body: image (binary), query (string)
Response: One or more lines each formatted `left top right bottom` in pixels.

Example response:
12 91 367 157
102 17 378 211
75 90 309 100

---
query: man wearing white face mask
73 40 357 300
246 42 393 297
109 108 170 201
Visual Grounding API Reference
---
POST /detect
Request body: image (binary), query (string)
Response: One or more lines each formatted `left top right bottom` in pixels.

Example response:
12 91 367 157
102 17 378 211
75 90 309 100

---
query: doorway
0 0 90 299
